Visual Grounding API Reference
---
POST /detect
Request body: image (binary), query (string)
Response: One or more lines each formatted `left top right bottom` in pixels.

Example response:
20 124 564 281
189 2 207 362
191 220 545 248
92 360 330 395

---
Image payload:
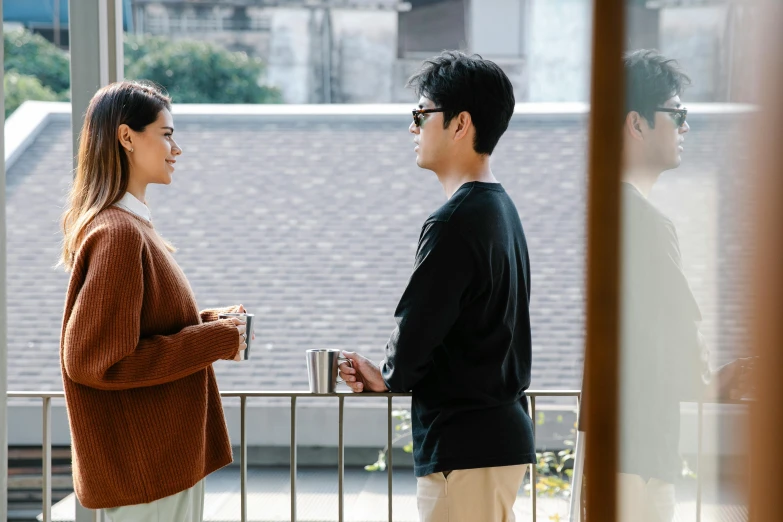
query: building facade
128 0 755 103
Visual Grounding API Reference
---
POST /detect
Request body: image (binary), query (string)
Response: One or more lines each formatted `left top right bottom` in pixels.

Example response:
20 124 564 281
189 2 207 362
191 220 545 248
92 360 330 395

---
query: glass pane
617 1 760 520
4 1 599 520
4 3 73 519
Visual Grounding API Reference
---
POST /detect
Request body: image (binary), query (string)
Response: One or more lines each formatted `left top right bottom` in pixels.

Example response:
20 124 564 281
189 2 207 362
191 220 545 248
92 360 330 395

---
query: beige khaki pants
618 473 676 522
416 464 528 522
104 478 205 522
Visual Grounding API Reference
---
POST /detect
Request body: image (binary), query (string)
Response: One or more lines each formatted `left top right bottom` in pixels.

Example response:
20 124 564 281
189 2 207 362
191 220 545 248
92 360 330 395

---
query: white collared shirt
114 192 152 222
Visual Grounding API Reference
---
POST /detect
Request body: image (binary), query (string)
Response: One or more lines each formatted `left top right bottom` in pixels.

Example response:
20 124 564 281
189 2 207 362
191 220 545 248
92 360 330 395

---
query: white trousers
104 479 205 522
416 464 528 522
618 473 676 522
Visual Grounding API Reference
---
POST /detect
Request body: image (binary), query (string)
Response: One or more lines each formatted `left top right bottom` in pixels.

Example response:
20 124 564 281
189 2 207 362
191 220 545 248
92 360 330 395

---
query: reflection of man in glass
620 49 753 522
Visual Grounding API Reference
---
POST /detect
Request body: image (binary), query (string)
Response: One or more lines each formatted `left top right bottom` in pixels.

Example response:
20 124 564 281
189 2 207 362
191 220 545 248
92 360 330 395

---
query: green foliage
2 28 282 117
682 459 697 479
364 451 386 472
4 28 71 95
364 410 412 472
365 402 697 521
4 72 62 117
528 449 574 499
366 407 576 504
124 34 170 65
124 34 282 104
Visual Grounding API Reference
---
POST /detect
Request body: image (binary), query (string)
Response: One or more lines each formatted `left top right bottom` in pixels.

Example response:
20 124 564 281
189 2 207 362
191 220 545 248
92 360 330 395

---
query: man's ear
625 111 645 142
117 124 134 152
452 111 472 143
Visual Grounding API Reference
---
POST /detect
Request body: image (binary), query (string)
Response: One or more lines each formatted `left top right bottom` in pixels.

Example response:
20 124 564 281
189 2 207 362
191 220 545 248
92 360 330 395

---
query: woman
59 81 247 521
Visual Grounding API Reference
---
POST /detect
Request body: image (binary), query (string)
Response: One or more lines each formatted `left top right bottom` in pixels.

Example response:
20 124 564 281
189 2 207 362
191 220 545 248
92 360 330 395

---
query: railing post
240 395 248 522
0 13 8 520
570 395 585 522
530 394 537 522
75 502 102 522
290 396 297 522
42 397 52 522
338 395 345 522
387 396 393 522
696 400 703 522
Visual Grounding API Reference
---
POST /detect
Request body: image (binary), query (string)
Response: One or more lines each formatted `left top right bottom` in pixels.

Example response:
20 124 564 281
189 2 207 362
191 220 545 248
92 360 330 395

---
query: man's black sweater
381 181 536 477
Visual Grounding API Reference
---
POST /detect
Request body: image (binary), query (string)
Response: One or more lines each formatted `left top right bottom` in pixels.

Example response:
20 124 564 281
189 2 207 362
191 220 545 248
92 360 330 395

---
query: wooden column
749 3 783 521
581 0 625 520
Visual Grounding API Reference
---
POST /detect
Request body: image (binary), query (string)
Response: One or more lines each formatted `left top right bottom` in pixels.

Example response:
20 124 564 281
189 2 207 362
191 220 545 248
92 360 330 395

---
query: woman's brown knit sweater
60 207 240 509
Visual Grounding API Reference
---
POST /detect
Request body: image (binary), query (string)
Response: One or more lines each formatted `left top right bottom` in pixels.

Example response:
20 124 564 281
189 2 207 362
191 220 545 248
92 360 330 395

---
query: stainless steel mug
218 313 254 360
306 349 352 393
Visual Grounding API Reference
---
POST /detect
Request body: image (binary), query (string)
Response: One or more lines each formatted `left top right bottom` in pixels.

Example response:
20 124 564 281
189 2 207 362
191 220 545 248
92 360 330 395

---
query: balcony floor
46 467 748 522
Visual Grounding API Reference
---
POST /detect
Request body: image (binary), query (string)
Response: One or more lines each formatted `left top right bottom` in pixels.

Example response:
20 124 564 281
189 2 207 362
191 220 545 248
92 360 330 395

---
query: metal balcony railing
9 389 581 522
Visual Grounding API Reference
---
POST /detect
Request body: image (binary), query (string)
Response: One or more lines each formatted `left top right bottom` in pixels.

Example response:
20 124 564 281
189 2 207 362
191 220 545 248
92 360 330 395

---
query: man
619 49 754 522
339 51 535 521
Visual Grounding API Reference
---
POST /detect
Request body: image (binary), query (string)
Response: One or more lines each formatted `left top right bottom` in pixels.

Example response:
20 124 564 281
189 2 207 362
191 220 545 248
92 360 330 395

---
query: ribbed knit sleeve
200 305 242 323
62 220 239 391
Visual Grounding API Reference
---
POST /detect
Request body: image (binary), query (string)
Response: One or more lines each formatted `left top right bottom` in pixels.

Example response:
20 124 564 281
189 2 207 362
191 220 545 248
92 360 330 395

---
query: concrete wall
398 0 466 58
469 0 527 57
137 3 399 104
332 10 398 103
137 4 273 58
267 9 313 104
528 0 592 102
392 56 527 103
391 58 421 103
134 1 740 104
660 5 729 102
526 2 732 103
394 0 528 103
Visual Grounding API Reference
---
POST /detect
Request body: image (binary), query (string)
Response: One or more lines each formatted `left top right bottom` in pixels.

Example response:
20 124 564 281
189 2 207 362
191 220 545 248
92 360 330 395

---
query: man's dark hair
407 51 515 155
625 49 691 128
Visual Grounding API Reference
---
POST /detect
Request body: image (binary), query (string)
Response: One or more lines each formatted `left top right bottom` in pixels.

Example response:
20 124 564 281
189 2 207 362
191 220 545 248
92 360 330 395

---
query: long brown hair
60 81 173 270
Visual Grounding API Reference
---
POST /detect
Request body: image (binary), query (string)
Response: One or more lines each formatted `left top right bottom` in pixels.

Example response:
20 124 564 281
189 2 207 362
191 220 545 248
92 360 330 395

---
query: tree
124 34 169 65
1 29 282 117
4 28 71 95
4 72 63 117
124 35 282 104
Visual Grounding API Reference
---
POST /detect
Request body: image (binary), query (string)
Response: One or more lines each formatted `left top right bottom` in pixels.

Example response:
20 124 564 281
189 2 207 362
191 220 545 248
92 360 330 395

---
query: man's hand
339 351 389 393
713 356 757 400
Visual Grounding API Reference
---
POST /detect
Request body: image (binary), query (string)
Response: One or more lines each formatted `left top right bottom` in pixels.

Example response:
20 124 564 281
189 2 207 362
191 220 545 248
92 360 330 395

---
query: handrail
9 389 581 522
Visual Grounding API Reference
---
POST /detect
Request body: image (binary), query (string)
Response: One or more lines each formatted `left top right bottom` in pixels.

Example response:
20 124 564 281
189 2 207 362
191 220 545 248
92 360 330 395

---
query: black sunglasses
412 108 445 127
656 107 688 128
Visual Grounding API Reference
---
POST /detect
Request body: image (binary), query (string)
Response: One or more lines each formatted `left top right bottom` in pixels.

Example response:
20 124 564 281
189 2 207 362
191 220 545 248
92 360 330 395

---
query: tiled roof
4 109 747 394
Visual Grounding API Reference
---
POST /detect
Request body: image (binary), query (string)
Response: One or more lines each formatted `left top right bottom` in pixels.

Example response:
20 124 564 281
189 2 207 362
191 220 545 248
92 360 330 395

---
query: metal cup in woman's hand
218 313 254 360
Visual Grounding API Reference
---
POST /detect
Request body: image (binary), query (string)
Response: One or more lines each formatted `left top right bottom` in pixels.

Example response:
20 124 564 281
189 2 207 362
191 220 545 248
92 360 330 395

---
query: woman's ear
117 124 134 153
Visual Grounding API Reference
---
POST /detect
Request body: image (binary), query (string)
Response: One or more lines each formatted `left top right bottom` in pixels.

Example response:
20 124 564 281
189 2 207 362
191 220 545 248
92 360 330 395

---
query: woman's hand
229 317 247 361
235 304 256 342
